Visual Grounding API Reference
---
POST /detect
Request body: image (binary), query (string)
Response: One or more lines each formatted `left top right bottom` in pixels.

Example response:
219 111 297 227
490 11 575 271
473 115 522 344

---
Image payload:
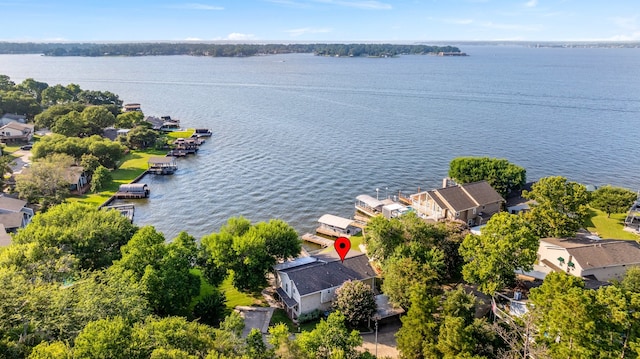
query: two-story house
410 180 505 226
274 250 376 322
0 121 34 143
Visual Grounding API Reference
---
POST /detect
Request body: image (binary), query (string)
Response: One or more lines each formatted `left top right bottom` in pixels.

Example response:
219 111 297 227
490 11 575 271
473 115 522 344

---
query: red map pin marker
334 237 351 262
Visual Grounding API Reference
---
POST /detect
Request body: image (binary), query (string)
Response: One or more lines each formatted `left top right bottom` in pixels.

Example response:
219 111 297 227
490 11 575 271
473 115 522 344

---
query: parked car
20 144 32 150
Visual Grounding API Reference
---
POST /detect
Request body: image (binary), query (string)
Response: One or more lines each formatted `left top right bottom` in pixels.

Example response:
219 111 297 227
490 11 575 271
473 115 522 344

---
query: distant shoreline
0 42 463 58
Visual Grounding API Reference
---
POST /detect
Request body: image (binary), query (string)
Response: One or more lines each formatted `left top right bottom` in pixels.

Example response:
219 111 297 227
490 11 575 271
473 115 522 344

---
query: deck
302 233 334 248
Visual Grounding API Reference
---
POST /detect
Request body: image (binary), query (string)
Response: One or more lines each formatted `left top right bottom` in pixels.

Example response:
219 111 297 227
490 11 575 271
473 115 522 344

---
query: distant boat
194 128 213 137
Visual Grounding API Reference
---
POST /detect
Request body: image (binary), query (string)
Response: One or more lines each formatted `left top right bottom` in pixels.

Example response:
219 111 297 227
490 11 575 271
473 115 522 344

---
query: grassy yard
167 129 195 139
220 273 266 309
585 207 639 240
270 308 319 333
69 149 166 206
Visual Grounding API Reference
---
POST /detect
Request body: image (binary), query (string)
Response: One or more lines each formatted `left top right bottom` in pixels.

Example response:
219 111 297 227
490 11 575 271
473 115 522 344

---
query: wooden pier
148 156 177 175
302 233 334 248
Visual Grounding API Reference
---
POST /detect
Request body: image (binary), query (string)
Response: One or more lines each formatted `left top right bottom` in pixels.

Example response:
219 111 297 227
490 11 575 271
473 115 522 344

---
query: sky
1 0 639 42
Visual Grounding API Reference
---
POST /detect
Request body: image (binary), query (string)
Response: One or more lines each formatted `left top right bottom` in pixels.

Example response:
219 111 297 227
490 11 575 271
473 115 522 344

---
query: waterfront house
0 195 34 233
410 180 505 226
0 121 33 143
274 250 376 322
317 214 361 237
123 103 142 112
144 115 180 131
537 237 640 282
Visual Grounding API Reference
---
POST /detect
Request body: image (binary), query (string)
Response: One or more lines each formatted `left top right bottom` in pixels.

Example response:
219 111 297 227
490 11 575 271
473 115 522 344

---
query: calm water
1 46 639 239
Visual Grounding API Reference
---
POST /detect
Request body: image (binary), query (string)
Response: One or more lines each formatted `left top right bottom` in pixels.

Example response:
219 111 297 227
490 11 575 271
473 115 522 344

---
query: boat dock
101 204 135 223
148 156 177 175
302 233 334 248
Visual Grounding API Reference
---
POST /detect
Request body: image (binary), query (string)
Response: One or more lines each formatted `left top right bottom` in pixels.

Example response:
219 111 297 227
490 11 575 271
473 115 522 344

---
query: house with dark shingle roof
274 250 376 321
410 180 505 226
538 237 640 281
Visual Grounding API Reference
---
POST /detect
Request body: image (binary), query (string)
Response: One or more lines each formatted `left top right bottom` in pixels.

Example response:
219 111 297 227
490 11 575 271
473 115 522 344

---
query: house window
473 208 477 215
285 283 288 292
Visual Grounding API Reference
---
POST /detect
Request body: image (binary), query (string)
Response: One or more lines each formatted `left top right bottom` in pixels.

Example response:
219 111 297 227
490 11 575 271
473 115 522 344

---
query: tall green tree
333 280 376 327
448 157 527 198
524 176 590 238
590 185 637 218
90 165 112 193
529 272 598 358
396 285 440 359
296 311 363 359
15 154 74 209
460 212 539 295
17 78 49 103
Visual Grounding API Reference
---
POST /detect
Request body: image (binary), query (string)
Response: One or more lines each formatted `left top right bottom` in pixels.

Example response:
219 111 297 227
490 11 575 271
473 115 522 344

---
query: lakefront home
274 250 376 322
537 236 640 282
410 180 505 226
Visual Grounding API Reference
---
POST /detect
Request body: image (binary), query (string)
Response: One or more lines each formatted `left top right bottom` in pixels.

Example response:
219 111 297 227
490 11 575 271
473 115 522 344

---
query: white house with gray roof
274 250 376 321
538 237 640 282
0 195 33 239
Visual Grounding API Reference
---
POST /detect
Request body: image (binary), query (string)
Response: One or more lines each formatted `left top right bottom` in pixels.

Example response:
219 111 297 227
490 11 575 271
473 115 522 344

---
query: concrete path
359 317 401 359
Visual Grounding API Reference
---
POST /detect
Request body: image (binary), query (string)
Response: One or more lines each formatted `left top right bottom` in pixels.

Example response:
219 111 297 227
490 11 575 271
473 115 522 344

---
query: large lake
1 46 639 239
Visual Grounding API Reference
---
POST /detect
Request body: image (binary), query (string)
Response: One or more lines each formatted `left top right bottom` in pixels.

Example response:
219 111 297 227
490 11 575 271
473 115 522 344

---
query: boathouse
148 156 177 175
116 183 150 198
194 128 212 137
316 214 361 237
355 195 384 217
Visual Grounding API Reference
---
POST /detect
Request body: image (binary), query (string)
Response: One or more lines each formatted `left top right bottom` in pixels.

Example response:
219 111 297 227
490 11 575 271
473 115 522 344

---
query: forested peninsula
0 42 462 57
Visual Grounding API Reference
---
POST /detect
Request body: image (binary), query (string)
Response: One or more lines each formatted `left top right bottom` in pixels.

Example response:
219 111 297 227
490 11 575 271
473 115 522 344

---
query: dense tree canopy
333 280 376 327
523 176 590 238
32 134 125 168
448 157 527 198
199 217 300 291
460 212 539 295
590 185 637 217
10 202 137 272
15 154 75 209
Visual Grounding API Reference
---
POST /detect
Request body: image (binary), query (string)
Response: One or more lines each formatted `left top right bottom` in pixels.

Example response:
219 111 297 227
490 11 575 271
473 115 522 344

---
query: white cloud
525 0 538 8
169 3 224 10
285 27 332 37
185 37 203 41
265 0 311 8
226 33 257 40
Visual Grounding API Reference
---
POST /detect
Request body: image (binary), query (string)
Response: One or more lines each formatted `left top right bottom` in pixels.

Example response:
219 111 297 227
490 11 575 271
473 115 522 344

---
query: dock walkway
302 233 334 248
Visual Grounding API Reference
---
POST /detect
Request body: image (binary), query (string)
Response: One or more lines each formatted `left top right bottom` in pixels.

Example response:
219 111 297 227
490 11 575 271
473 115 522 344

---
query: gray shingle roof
280 251 375 296
542 237 640 269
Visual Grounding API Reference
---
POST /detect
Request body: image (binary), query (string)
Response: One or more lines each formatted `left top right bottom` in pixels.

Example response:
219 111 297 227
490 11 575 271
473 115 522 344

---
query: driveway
359 317 401 358
235 306 275 337
9 149 32 174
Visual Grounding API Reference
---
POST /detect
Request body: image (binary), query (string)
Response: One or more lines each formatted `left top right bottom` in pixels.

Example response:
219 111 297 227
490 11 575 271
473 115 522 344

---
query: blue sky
2 0 639 42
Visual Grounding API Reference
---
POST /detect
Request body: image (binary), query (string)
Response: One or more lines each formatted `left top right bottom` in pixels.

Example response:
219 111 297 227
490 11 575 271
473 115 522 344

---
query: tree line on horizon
0 42 462 57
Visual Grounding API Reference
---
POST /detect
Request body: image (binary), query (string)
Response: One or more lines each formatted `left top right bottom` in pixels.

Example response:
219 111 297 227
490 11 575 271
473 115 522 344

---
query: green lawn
585 207 639 240
189 268 217 310
70 149 166 206
220 273 266 309
167 129 195 139
270 308 319 333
